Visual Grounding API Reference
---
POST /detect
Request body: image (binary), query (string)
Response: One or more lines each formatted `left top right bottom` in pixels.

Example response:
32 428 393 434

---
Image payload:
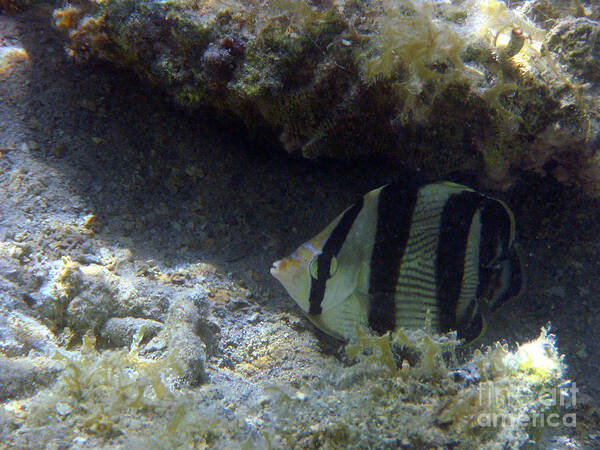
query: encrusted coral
547 17 600 84
32 0 600 196
48 0 600 193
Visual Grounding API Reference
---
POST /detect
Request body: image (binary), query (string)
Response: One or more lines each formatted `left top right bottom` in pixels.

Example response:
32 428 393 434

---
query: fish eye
308 256 338 279
309 256 319 279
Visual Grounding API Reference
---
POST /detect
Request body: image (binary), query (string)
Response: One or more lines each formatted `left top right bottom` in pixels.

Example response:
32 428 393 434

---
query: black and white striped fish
270 179 524 343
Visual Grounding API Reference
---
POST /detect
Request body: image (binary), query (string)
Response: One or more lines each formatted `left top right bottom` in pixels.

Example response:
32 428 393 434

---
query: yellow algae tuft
345 325 398 373
81 214 99 233
340 324 567 447
19 327 183 438
505 326 564 383
0 46 28 78
53 6 84 30
51 257 81 302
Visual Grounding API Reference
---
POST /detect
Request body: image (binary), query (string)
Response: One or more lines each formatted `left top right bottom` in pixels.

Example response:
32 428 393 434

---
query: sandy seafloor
0 5 599 449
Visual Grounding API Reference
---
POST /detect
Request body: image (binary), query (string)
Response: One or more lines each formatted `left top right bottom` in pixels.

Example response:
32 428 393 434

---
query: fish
270 178 524 343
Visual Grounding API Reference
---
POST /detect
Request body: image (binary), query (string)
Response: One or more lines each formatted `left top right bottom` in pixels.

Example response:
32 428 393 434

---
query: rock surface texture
42 0 600 194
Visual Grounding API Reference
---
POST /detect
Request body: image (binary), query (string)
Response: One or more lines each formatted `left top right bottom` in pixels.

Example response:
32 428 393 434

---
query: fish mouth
270 255 307 286
270 257 295 275
270 260 282 276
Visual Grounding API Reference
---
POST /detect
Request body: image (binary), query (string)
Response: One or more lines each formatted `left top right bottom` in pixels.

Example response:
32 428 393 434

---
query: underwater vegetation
1 320 568 448
46 0 600 194
2 327 244 447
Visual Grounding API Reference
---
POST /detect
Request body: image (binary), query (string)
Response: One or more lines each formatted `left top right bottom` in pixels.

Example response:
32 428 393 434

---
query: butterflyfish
270 179 524 343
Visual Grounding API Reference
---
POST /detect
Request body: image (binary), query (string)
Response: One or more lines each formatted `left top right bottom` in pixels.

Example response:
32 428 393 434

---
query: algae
1 315 569 448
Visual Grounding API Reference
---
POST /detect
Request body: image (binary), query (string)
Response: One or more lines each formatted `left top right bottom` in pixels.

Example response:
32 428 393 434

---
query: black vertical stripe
308 199 364 315
368 181 422 334
436 191 483 337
